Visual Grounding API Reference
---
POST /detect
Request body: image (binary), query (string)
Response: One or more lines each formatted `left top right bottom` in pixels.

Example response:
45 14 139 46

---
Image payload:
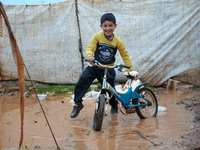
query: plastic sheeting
0 0 200 86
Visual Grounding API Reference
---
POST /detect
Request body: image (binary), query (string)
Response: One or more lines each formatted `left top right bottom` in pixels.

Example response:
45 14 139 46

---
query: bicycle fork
95 68 111 116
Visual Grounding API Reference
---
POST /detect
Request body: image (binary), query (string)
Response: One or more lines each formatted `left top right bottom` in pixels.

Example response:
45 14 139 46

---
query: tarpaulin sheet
0 0 200 86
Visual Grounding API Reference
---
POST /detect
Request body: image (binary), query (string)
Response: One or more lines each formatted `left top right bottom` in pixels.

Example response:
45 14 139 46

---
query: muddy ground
0 84 200 150
176 90 200 150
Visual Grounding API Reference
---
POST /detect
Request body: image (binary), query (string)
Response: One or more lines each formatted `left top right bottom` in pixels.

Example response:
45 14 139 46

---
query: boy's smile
100 21 117 40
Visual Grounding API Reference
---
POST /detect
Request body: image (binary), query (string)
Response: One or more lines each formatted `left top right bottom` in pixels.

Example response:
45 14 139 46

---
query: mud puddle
0 87 197 150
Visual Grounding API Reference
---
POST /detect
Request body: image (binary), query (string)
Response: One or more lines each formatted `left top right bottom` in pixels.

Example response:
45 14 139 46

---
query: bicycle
85 59 158 131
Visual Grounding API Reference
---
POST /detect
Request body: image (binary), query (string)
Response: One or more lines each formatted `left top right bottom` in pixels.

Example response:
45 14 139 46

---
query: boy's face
100 21 117 39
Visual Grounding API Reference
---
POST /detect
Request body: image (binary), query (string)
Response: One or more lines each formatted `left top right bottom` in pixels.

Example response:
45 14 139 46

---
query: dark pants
74 66 118 107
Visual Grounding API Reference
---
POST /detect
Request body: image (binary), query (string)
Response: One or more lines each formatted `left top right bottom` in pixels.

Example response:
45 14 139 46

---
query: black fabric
94 43 117 64
74 66 118 107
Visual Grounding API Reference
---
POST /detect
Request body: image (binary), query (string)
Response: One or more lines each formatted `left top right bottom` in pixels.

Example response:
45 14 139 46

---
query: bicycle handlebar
84 58 131 70
119 64 131 69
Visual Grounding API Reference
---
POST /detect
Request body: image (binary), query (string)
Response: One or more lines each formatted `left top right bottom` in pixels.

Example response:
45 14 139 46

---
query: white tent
0 0 199 86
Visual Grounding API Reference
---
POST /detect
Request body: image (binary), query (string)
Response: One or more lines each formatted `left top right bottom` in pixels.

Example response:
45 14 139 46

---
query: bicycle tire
92 94 106 131
135 87 158 119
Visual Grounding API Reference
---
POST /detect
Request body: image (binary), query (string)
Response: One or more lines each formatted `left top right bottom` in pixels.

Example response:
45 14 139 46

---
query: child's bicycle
85 59 158 131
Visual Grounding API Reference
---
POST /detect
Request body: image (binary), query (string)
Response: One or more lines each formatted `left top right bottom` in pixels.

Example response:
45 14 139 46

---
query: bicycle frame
102 68 152 109
88 59 158 131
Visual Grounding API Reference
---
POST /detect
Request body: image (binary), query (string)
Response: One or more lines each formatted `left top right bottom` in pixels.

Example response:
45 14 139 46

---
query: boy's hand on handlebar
87 56 95 63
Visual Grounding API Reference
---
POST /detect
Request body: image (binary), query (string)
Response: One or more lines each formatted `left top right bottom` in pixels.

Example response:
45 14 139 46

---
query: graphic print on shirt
95 43 117 64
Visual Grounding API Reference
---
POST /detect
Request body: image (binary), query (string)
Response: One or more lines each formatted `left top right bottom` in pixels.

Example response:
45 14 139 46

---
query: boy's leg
74 67 95 105
106 69 118 114
97 69 118 114
70 66 96 118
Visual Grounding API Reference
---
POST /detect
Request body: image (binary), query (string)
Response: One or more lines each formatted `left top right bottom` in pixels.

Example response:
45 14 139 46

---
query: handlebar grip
84 58 96 67
120 64 131 69
84 58 96 63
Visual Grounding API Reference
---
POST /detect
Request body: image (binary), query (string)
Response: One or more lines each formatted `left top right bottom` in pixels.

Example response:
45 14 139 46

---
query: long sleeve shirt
86 31 133 70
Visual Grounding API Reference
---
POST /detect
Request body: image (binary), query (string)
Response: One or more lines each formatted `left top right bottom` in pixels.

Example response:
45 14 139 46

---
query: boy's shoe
70 103 83 118
110 105 118 114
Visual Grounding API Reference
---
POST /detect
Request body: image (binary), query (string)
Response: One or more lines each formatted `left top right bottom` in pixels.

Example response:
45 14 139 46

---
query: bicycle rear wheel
135 87 158 119
92 94 105 131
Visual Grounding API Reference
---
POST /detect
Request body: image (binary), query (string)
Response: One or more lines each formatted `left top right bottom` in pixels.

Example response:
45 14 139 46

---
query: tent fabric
0 0 200 86
0 13 3 37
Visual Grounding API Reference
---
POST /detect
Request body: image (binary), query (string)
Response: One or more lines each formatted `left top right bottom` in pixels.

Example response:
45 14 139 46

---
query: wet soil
0 86 200 150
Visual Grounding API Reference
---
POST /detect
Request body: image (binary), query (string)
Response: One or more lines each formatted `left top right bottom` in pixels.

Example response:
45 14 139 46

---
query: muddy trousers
74 66 118 107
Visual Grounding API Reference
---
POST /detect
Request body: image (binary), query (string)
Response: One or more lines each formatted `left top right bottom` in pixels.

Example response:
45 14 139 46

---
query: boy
70 13 134 118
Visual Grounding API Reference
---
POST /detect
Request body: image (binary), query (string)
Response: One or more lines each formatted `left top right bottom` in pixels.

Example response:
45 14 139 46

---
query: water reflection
0 88 196 149
106 114 119 150
70 119 88 149
135 117 159 132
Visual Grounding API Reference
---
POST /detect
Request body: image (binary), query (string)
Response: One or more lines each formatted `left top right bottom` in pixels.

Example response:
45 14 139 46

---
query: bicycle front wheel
135 87 158 119
92 94 105 131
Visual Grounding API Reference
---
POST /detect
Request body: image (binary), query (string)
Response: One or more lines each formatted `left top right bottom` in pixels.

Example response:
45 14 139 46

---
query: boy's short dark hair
100 13 116 24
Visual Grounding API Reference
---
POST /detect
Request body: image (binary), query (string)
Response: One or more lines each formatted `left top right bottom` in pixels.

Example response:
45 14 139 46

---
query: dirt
176 91 200 150
0 84 200 150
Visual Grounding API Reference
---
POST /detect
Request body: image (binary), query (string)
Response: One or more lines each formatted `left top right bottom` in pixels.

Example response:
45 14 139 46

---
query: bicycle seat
124 70 139 77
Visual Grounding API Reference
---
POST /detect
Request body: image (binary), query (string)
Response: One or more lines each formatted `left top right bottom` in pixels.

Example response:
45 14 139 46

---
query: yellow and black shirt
86 31 133 70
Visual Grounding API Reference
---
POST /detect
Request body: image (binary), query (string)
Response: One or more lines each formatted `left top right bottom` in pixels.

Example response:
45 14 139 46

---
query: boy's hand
87 56 95 63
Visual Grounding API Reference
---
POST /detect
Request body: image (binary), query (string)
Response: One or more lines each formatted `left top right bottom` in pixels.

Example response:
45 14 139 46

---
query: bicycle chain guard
120 103 136 115
119 102 127 115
